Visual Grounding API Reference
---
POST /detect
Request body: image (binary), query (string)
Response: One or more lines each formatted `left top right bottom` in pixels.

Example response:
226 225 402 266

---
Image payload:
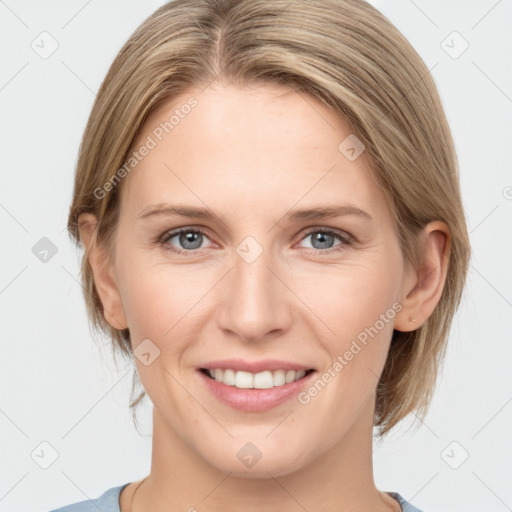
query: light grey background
1 1 511 511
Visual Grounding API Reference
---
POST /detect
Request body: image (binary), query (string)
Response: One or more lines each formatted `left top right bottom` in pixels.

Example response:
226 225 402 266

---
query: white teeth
205 368 310 389
235 371 254 389
223 369 236 386
273 369 286 386
253 371 273 389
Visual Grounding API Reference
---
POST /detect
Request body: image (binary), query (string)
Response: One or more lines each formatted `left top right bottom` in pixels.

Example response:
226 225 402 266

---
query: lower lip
197 370 316 412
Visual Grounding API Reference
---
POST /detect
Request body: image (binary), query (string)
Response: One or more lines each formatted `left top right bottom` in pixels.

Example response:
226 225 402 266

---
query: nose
215 240 293 343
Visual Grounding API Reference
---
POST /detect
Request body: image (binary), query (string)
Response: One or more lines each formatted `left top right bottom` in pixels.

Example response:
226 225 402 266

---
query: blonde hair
67 0 471 437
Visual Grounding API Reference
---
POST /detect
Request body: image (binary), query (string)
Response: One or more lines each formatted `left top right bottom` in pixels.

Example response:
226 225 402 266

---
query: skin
79 82 450 511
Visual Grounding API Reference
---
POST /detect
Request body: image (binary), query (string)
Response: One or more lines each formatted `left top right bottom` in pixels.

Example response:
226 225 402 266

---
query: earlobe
78 213 128 330
394 221 451 332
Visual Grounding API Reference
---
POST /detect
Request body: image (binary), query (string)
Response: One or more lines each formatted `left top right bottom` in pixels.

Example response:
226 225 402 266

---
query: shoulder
389 492 425 512
47 484 130 512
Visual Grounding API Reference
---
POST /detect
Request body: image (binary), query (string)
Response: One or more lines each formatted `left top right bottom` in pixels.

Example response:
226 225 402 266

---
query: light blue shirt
48 483 425 511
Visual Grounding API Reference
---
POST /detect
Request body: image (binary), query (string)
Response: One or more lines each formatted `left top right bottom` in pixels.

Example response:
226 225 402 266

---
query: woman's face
104 82 416 477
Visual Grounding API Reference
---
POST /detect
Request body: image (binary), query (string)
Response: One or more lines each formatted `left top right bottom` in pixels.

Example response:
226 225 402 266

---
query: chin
203 443 310 479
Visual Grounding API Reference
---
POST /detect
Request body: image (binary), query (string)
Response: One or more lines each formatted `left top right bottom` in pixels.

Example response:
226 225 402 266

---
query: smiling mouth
200 368 315 389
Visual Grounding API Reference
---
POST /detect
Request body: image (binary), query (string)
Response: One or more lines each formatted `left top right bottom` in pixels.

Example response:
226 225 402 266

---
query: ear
78 213 128 330
394 221 451 332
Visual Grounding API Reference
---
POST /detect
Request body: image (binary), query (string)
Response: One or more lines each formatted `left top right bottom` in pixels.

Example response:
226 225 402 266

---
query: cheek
293 254 400 398
117 235 402 358
295 255 400 338
116 255 216 348
116 260 208 397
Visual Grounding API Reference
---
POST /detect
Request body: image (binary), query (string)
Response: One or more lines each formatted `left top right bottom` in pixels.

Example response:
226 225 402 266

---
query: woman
50 0 470 510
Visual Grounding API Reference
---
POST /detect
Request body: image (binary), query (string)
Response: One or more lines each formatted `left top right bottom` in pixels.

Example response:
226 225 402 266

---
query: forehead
121 83 387 222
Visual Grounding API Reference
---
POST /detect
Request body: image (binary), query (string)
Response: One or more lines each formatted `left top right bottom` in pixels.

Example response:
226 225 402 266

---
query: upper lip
199 359 315 373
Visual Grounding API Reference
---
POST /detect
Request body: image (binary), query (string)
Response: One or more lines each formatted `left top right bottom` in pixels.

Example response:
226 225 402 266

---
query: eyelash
158 226 354 256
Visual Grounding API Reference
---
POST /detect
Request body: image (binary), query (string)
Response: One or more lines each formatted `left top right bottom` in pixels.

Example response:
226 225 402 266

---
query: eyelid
295 225 354 244
159 225 354 242
158 224 355 255
158 225 217 248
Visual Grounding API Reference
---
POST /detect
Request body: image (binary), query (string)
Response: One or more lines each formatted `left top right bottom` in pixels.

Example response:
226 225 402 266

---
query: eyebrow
138 203 373 222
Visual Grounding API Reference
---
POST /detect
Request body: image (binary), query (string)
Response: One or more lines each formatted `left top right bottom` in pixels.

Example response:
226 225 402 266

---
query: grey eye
300 231 343 251
175 230 204 250
162 229 210 252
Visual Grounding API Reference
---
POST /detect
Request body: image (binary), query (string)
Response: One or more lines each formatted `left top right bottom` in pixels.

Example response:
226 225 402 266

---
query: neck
130 402 399 512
